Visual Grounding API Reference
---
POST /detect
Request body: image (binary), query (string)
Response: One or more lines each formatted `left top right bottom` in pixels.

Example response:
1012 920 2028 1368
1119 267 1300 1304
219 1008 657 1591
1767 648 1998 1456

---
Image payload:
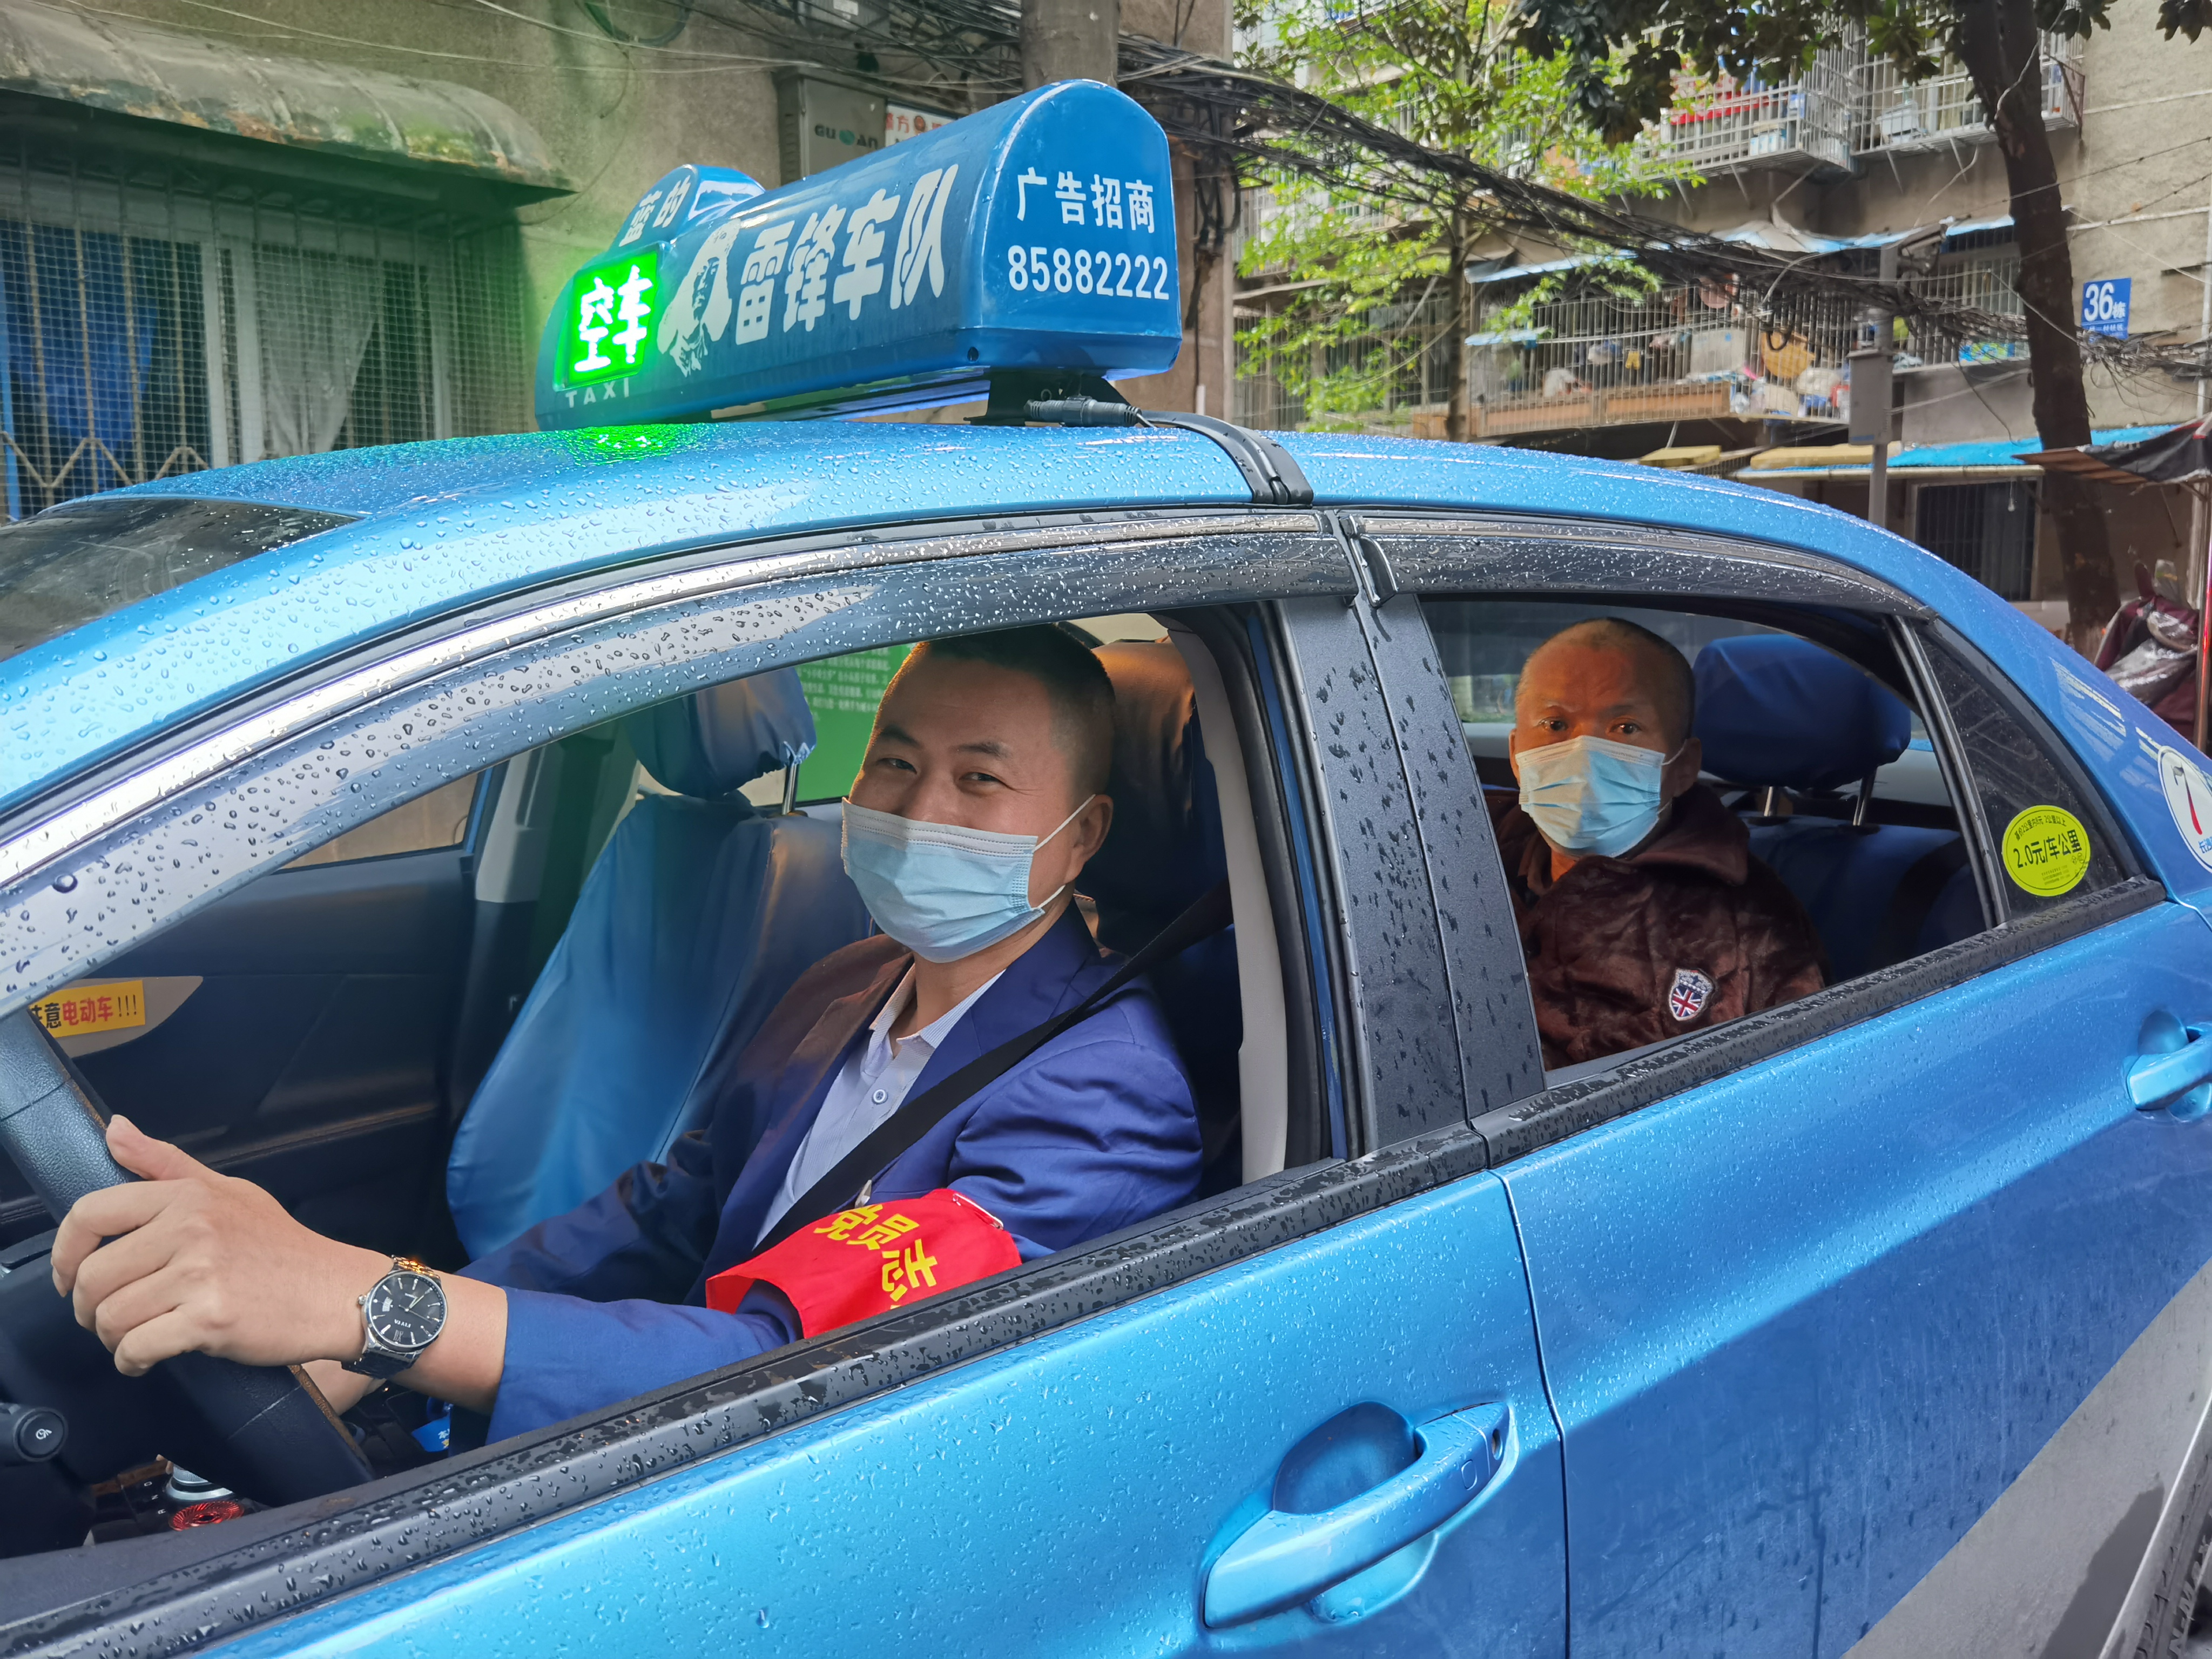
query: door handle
2128 1013 2212 1121
1203 1403 1508 1628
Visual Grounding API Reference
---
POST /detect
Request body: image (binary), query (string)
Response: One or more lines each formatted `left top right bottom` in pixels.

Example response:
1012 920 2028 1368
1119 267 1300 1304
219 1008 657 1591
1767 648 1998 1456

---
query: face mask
1514 734 1681 860
841 796 1094 963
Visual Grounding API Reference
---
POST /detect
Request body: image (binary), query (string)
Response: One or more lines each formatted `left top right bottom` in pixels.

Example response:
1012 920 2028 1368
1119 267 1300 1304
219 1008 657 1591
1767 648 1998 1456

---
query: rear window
0 496 356 664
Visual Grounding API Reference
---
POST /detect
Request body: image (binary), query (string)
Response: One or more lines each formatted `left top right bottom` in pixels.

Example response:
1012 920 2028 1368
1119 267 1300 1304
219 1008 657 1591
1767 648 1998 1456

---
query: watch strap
342 1346 417 1381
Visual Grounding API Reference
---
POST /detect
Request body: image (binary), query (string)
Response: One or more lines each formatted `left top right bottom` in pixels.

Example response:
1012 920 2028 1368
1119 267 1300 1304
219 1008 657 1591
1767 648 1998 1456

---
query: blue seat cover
1695 636 1978 981
1744 819 1965 982
1694 633 1912 794
448 670 872 1257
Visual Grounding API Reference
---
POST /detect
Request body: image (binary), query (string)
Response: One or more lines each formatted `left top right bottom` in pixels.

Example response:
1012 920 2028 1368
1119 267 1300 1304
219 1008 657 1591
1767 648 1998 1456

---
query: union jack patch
1667 968 1714 1023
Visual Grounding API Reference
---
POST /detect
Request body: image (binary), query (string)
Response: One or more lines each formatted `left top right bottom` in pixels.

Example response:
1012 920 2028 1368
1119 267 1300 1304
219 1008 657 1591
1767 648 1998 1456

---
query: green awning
1 1 570 195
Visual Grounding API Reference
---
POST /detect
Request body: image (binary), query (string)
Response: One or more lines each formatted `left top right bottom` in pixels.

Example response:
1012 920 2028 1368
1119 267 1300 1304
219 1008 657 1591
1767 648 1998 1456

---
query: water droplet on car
51 874 75 893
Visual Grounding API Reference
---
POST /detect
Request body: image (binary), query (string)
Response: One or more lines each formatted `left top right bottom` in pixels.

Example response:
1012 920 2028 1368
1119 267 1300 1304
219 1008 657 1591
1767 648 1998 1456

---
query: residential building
1236 2 2212 621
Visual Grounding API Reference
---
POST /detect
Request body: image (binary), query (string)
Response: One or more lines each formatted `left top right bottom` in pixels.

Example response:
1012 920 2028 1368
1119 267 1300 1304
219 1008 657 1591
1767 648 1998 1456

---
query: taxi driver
1494 617 1825 1068
48 628 1202 1443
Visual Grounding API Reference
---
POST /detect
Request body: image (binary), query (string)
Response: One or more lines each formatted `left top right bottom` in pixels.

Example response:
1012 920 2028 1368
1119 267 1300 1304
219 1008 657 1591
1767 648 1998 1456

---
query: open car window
283 773 483 869
1422 595 1987 1082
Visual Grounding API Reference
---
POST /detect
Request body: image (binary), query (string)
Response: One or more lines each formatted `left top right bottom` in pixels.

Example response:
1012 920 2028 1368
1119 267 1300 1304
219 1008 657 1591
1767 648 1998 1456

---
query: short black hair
901 626 1117 798
1522 616 1696 748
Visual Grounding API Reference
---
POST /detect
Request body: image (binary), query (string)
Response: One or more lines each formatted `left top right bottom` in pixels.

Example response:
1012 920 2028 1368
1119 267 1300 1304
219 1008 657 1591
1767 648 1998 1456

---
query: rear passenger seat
1693 636 1984 982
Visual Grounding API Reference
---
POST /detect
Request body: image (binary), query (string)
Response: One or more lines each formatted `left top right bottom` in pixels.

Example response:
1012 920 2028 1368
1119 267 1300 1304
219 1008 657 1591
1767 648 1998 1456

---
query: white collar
869 965 1001 1054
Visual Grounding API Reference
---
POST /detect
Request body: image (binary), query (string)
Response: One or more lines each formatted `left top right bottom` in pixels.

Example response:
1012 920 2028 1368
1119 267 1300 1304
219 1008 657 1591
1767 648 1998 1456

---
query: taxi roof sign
535 81 1181 427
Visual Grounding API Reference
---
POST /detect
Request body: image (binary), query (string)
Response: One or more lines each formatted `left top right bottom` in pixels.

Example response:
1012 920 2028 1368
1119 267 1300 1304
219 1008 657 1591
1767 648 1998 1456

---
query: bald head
1515 618 1695 752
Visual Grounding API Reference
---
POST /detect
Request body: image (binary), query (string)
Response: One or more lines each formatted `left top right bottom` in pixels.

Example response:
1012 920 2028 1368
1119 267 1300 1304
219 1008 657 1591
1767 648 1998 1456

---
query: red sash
705 1188 1022 1337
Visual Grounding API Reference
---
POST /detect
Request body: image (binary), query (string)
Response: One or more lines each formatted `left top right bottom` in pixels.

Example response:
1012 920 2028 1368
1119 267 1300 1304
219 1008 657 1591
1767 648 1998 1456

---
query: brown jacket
1492 784 1826 1069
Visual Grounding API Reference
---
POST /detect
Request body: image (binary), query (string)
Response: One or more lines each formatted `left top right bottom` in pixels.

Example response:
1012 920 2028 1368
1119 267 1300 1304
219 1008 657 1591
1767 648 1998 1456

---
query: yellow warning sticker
26 980 146 1038
2000 806 2092 898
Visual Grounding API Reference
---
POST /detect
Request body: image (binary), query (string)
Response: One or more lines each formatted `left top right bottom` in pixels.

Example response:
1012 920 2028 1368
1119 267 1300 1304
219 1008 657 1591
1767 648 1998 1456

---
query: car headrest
625 667 817 799
1694 635 1912 794
1081 640 1228 941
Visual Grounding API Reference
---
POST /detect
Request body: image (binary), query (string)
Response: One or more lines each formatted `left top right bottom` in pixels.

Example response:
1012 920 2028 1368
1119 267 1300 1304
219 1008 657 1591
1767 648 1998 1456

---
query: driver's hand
49 1117 386 1377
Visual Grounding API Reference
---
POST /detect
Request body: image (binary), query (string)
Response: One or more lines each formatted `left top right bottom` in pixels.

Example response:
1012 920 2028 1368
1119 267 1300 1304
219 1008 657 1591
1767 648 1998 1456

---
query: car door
0 522 1565 1656
1379 513 2212 1658
2 775 485 1252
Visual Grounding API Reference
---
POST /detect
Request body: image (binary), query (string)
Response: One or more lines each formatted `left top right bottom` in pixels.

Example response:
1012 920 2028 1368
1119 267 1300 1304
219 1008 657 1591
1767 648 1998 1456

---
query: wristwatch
342 1257 448 1381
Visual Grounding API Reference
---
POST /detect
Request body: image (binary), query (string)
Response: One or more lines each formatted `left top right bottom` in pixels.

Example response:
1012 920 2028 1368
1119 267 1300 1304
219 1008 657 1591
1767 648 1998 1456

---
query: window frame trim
0 511 1344 1017
1250 601 1360 1158
1892 614 2008 928
1467 876 2167 1166
0 508 1326 879
1361 511 1937 617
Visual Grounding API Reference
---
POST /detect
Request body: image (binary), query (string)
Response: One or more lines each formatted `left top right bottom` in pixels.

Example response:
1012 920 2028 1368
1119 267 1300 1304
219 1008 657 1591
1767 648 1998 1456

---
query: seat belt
755 878 1233 1254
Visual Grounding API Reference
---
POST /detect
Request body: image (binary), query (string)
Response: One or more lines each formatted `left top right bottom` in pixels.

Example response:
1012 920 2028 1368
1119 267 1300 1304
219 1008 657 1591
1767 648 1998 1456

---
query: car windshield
0 496 356 665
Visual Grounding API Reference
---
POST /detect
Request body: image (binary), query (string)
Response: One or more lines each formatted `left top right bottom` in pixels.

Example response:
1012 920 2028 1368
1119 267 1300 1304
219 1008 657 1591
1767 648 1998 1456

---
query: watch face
366 1271 446 1352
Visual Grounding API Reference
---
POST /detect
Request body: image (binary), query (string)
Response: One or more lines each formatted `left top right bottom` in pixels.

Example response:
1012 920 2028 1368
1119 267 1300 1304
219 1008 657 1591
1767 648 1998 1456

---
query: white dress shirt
756 966 1003 1243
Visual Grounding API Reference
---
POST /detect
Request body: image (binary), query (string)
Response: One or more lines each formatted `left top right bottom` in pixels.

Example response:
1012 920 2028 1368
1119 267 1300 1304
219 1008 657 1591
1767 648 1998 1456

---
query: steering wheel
0 1009 371 1505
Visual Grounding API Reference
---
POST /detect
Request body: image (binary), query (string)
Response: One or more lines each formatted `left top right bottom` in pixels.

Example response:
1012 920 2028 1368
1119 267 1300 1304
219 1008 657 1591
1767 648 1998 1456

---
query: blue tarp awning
1741 426 2176 481
1892 424 2170 470
1467 216 2019 287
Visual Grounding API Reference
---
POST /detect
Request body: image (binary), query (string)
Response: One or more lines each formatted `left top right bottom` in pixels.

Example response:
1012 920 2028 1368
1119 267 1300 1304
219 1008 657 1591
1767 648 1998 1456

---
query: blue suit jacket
464 905 1201 1440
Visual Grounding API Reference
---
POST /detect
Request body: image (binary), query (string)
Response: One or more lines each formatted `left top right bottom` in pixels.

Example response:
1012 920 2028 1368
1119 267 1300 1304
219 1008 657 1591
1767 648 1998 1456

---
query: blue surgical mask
840 796 1095 963
1514 735 1681 860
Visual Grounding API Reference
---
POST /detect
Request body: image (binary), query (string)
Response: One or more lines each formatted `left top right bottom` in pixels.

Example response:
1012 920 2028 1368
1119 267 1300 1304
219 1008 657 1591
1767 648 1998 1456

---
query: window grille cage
1852 31 2079 156
1234 332 1304 431
1235 291 1455 434
0 146 528 520
1915 481 2038 601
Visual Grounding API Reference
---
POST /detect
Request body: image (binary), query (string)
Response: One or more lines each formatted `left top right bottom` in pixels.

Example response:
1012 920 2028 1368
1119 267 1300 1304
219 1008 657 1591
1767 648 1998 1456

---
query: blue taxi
2 79 2212 1659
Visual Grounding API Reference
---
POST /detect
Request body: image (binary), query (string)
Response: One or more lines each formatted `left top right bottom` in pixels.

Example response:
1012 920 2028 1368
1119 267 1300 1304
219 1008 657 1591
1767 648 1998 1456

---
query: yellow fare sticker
2000 806 2092 898
27 980 146 1038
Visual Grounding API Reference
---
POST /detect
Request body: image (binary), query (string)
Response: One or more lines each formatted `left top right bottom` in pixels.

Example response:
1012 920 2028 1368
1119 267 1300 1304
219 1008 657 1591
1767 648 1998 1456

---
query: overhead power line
1115 38 2207 383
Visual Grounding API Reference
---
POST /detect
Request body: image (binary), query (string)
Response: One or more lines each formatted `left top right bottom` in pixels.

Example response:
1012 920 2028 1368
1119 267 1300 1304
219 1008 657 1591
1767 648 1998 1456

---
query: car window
0 497 356 665
282 772 482 869
791 645 913 805
1420 596 1983 1080
1914 632 2130 916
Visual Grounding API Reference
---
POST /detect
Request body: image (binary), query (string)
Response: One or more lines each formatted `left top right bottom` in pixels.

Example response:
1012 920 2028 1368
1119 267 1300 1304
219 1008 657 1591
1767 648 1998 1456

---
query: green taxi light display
562 249 659 387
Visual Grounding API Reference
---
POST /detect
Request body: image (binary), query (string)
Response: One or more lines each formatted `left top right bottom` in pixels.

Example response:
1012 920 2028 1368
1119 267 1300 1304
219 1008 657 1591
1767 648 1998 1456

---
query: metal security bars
1235 290 1456 436
1852 34 2080 157
1915 481 2039 601
1653 49 1858 175
1645 31 2083 176
0 151 529 520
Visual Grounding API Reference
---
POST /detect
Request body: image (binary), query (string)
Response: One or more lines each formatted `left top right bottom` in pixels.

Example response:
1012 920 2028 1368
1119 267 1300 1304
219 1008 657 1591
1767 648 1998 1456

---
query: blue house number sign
2081 278 2131 340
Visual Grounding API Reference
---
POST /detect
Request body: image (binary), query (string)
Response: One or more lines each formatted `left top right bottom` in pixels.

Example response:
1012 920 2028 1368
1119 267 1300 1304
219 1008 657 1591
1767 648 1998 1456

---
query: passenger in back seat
52 628 1202 1446
1496 618 1825 1068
